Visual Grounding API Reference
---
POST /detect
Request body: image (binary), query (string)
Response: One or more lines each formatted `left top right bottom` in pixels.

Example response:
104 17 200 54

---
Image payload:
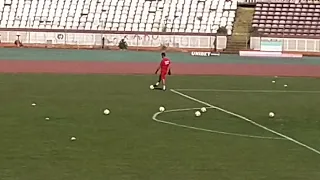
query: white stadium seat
0 0 237 34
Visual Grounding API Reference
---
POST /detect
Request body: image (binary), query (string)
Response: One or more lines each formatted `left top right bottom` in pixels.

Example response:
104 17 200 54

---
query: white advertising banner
0 30 218 49
260 38 283 52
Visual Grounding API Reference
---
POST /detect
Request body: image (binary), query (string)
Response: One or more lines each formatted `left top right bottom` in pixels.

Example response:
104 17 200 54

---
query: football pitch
0 74 320 180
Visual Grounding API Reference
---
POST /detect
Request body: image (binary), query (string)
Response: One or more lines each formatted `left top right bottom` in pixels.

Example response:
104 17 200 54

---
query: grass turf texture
0 74 320 180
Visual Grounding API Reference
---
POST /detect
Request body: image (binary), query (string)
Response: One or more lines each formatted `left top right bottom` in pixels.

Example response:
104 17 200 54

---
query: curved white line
171 89 320 155
152 107 286 140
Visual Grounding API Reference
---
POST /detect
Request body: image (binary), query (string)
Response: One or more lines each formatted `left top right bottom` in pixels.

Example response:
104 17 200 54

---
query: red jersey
160 57 171 73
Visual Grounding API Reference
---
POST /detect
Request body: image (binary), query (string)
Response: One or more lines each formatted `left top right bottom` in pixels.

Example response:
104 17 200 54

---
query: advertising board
260 38 283 52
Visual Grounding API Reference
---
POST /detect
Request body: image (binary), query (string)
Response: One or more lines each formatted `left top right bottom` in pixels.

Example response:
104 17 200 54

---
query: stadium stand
0 0 237 34
252 1 320 36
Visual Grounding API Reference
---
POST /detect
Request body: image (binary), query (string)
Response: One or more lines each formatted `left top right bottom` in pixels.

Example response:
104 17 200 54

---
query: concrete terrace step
226 7 254 51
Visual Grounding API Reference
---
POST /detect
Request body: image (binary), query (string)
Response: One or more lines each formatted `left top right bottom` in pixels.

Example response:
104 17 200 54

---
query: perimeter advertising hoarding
190 52 221 57
239 51 302 58
260 38 283 52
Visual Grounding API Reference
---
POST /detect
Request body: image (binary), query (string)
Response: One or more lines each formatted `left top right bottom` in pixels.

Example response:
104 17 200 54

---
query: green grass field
0 74 320 180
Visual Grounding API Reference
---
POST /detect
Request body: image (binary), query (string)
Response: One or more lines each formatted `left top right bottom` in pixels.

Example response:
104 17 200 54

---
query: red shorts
161 71 167 80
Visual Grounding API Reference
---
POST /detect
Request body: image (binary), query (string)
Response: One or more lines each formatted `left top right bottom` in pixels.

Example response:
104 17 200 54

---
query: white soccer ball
149 85 155 90
159 106 165 112
272 80 275 83
195 111 201 117
284 84 288 88
200 107 207 113
70 137 76 141
103 109 110 115
269 112 275 118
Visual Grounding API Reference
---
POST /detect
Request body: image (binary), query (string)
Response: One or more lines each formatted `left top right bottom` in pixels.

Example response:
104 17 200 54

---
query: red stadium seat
252 1 320 37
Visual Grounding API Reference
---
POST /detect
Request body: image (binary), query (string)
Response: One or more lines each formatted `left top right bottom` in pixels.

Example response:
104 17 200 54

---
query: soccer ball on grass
103 109 110 115
159 106 165 112
269 112 275 118
195 111 201 117
200 107 207 112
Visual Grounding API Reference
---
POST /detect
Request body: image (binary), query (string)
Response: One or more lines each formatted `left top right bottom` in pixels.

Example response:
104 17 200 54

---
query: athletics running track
0 60 320 77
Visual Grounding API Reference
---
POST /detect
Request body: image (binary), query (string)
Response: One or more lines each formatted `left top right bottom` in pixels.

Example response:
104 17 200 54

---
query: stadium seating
0 0 237 34
252 2 320 36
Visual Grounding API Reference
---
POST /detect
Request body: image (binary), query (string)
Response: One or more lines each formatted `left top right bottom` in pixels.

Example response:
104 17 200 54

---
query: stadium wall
0 29 227 52
250 37 320 52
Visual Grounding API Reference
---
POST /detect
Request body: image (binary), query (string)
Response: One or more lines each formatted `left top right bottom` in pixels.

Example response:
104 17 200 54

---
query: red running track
0 60 320 77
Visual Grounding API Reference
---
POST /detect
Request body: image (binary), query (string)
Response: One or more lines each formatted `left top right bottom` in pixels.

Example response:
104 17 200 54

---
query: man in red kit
154 52 171 91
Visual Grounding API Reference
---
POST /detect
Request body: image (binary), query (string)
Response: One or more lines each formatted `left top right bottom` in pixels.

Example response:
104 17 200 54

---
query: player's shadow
154 87 163 90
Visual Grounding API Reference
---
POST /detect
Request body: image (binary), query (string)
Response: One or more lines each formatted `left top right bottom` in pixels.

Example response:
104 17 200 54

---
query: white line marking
170 89 320 155
175 89 320 94
152 107 286 140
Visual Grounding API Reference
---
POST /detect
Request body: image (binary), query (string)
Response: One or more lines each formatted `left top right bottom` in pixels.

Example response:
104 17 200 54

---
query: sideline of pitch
170 89 320 156
175 88 320 94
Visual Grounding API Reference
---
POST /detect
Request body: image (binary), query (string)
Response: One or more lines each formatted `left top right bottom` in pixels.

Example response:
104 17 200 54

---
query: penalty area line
170 89 320 156
152 107 286 140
